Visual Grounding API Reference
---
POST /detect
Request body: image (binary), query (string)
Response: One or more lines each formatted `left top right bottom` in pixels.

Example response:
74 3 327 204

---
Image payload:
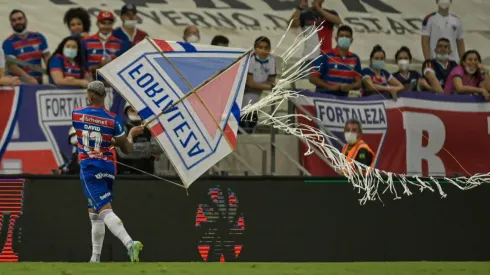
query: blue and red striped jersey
48 53 87 84
311 48 362 94
361 67 393 96
2 32 49 81
72 106 125 166
81 33 129 71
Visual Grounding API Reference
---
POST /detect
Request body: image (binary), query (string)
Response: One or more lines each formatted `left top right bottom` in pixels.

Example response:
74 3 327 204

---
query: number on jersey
82 130 103 152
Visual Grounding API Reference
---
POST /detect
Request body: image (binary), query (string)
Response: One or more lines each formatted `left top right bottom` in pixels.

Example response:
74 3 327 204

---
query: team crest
312 98 388 167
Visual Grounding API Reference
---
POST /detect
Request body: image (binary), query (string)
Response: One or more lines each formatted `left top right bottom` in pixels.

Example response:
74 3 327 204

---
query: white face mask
128 114 141 121
398 59 410 71
344 132 358 145
466 67 477 75
99 32 111 40
436 53 449 61
124 20 137 28
70 135 78 146
438 0 451 9
186 34 200 43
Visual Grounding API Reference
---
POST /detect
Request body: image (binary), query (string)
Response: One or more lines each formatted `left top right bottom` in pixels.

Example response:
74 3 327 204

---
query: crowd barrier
1 175 489 262
1 85 490 177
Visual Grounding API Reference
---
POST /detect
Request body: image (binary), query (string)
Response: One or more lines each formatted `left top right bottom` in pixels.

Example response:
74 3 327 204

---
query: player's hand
129 125 144 138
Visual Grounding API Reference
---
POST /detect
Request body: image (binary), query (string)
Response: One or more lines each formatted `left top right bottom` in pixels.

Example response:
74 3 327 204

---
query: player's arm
114 126 144 154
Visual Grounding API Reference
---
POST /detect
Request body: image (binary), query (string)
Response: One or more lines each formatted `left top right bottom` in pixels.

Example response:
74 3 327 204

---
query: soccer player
72 81 144 263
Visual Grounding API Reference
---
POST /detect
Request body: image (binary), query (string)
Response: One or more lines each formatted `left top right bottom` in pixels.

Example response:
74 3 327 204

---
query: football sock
89 213 105 261
99 209 133 250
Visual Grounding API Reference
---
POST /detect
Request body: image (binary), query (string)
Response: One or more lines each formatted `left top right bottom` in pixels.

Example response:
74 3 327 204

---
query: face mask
99 32 111 40
466 67 477 75
13 27 28 36
186 34 200 43
337 37 351 49
63 48 77 59
438 0 451 9
70 135 78 146
128 114 141 121
124 20 137 28
398 59 410 71
436 53 449 61
344 132 357 145
372 60 385 70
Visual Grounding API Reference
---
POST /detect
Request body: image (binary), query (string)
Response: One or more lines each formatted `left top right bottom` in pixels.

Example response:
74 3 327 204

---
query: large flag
98 38 251 187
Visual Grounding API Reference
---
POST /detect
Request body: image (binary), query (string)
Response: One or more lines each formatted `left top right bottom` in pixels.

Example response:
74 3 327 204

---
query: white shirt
0 48 5 70
243 52 277 106
422 12 464 62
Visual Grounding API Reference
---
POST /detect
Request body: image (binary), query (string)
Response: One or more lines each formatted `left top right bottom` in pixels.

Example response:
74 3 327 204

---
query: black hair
336 25 353 37
47 36 86 81
395 46 412 62
370 44 386 60
345 118 363 133
461 50 482 66
254 36 271 48
437 37 450 45
63 7 91 33
211 35 229 46
9 9 26 20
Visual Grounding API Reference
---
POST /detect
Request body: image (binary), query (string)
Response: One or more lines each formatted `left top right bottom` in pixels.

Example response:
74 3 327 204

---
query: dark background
2 175 489 262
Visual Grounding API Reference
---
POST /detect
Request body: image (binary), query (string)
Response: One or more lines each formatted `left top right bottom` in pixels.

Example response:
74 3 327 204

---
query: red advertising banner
294 91 490 177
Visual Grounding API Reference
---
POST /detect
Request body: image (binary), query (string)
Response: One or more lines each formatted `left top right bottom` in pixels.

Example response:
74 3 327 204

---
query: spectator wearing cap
211 35 229 47
183 25 200 43
81 10 130 80
3 9 50 84
63 7 91 38
113 4 148 47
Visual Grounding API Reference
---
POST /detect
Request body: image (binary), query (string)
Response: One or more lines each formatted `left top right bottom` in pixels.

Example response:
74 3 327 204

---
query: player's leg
88 207 105 263
98 203 143 262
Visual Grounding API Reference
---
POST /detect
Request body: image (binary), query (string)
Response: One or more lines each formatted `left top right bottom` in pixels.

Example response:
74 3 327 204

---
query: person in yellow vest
340 119 375 175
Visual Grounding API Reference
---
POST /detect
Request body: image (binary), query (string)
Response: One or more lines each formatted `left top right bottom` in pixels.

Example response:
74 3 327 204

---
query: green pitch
1 262 490 275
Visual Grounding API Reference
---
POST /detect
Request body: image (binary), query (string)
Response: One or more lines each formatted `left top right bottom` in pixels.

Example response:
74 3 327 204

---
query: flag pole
142 38 252 129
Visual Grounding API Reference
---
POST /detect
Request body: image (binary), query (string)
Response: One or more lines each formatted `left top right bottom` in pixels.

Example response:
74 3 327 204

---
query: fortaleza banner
294 91 490 177
0 85 126 174
4 0 490 62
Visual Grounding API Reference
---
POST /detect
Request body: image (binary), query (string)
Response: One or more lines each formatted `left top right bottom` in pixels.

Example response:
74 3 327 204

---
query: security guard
341 119 375 174
116 103 162 174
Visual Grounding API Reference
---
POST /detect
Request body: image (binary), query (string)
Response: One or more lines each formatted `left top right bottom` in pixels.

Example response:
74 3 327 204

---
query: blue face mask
337 37 352 49
372 60 385 70
63 48 77 59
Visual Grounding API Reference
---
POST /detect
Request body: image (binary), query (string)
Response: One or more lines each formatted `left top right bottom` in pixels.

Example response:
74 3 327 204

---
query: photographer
116 103 163 175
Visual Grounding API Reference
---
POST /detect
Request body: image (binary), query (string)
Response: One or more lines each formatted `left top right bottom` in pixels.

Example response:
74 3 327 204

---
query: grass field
1 262 490 275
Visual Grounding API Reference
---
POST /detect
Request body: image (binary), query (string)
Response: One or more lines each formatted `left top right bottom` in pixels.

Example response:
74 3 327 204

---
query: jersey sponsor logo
313 99 388 167
84 124 101 131
80 115 109 126
99 192 112 200
95 173 115 180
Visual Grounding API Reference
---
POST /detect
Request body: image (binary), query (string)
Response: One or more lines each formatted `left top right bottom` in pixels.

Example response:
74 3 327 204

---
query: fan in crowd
361 45 404 98
392 46 432 92
211 35 229 47
47 36 90 88
444 50 490 100
63 7 91 38
113 4 148 47
422 37 458 93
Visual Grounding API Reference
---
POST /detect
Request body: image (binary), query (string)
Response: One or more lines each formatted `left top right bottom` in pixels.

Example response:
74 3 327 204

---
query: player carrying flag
72 81 144 263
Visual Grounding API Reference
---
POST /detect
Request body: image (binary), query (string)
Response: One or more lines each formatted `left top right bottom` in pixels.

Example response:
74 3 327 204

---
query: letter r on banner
403 112 446 176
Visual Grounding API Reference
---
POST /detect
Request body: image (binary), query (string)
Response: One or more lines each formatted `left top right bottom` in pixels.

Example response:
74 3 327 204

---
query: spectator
47 36 89 88
0 48 21 86
422 38 458 93
309 25 361 97
113 4 148 47
361 45 404 98
183 25 200 43
422 0 464 62
241 36 277 133
290 0 341 66
82 10 129 80
444 50 490 100
60 126 80 175
211 35 229 47
393 46 432 92
116 103 163 175
3 9 49 84
63 7 91 38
